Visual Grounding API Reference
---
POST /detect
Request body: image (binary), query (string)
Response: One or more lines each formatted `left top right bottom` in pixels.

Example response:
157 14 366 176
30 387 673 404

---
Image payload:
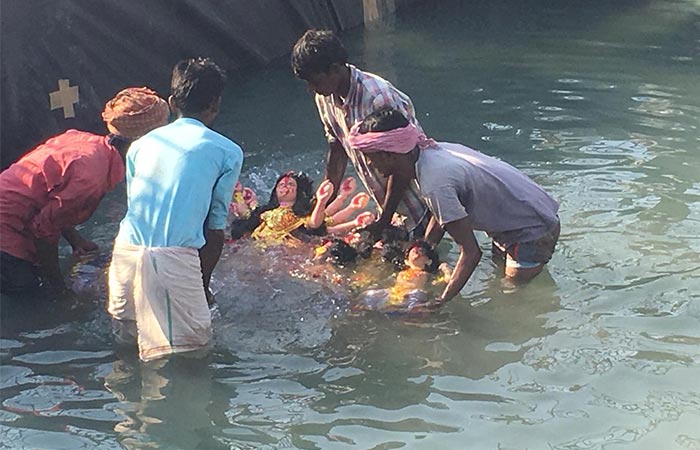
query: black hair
230 209 262 240
382 239 406 269
170 57 225 115
381 224 410 243
406 240 440 274
266 172 315 217
350 230 375 259
351 224 410 266
291 29 349 80
357 107 410 134
323 238 359 266
377 225 410 268
107 134 132 153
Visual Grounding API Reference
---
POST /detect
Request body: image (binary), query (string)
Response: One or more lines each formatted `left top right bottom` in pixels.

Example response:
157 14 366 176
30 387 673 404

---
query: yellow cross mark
49 79 79 118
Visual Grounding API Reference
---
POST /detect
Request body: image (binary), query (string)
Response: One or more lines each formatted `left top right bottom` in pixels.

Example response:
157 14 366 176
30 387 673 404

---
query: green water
2 0 700 448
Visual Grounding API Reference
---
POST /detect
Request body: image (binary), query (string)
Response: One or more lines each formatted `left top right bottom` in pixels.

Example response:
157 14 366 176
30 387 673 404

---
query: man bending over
108 58 244 361
349 108 560 308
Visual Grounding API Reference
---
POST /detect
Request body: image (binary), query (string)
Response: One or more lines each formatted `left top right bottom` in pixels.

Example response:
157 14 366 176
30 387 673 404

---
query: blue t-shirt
116 117 243 248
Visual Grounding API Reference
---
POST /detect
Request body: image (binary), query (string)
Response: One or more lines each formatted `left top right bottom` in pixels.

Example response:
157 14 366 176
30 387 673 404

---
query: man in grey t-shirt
347 108 560 308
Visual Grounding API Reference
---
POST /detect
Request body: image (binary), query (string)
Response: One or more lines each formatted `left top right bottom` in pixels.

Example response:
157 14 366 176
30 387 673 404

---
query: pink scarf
347 122 436 154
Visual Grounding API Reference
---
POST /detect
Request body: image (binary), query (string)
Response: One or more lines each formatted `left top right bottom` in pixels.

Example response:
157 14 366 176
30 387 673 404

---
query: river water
2 0 700 448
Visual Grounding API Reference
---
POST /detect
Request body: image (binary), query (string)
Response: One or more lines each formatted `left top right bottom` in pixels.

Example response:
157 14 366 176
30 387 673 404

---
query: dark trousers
0 251 42 294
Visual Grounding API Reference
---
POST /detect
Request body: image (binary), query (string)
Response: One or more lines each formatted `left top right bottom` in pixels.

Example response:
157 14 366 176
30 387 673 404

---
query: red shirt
0 130 125 263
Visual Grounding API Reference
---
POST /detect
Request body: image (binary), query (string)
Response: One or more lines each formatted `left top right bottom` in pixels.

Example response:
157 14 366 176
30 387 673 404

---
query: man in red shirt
0 87 169 296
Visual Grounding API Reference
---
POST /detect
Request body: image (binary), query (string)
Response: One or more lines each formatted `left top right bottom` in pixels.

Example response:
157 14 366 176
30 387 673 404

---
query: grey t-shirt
415 142 559 245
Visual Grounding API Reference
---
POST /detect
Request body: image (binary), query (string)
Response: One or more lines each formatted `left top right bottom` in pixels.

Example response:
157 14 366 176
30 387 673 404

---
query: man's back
416 142 559 245
116 118 243 248
0 130 123 262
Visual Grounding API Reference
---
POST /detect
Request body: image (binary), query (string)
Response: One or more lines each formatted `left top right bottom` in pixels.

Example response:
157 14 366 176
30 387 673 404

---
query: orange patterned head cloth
102 87 170 139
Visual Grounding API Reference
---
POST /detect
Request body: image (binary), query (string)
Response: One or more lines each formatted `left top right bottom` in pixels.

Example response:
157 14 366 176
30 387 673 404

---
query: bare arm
61 227 98 256
199 228 225 301
324 140 348 204
424 214 445 245
434 217 482 306
362 172 411 239
378 173 410 227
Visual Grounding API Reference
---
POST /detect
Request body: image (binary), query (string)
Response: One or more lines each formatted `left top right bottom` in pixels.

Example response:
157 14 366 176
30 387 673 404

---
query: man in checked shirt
291 29 437 241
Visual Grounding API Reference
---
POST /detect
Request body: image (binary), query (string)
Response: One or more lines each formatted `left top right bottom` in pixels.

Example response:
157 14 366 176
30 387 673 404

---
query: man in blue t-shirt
108 58 244 361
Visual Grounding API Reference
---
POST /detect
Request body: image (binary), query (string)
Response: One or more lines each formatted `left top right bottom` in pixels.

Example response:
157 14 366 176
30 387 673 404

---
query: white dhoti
108 243 212 361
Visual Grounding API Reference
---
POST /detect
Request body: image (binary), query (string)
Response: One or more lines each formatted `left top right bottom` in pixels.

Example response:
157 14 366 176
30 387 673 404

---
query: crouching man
348 108 560 308
0 87 169 296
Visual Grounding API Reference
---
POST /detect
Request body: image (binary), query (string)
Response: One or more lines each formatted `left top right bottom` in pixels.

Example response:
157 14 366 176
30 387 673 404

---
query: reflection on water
2 0 700 448
103 354 215 449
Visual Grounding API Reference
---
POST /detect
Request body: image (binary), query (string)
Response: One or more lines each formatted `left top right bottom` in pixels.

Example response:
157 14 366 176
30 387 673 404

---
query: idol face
276 176 297 205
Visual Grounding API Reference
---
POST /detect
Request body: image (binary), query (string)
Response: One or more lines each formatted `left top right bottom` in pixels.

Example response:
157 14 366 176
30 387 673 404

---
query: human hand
229 183 246 216
229 198 249 218
344 231 363 246
71 238 98 257
428 296 448 309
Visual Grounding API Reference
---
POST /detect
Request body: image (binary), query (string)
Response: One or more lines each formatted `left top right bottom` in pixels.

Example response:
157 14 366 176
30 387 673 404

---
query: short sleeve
206 144 243 230
370 91 422 132
423 186 468 226
315 95 338 144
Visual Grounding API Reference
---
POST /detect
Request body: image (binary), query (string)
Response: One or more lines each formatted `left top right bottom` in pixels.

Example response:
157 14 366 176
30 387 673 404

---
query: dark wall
0 0 415 169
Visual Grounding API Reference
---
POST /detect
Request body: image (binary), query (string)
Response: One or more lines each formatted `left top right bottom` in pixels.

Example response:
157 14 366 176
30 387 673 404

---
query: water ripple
3 383 114 414
13 350 113 365
0 339 23 350
0 424 123 449
20 325 73 340
0 365 33 389
553 425 650 449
